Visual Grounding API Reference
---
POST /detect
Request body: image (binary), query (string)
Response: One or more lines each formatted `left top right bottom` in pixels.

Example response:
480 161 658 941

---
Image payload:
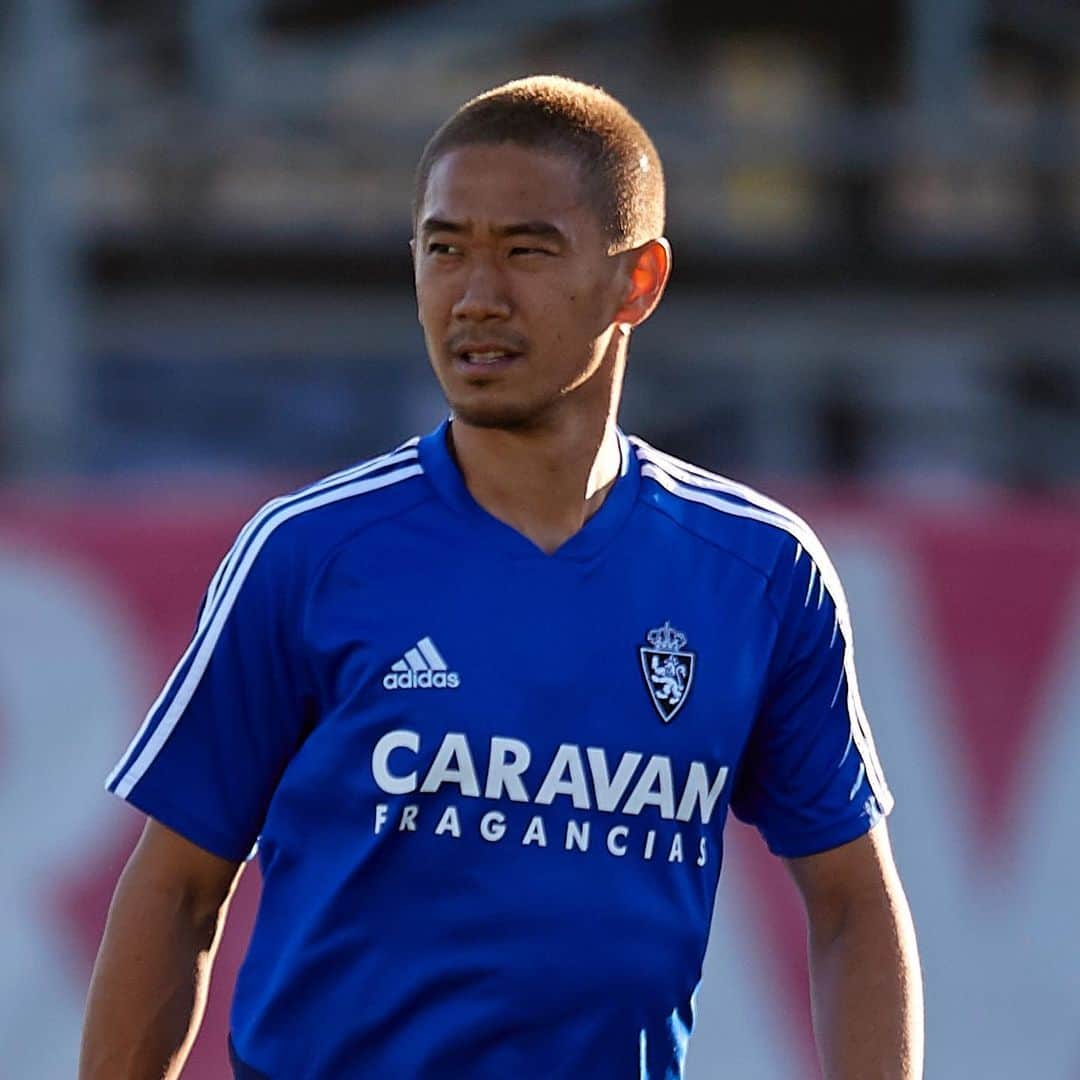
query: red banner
1 490 1077 1078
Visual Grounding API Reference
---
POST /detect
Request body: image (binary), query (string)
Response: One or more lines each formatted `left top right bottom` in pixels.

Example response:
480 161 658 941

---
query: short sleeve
730 535 893 857
106 518 313 861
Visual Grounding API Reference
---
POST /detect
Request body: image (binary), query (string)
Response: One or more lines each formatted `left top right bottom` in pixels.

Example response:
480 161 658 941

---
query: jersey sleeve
730 534 893 857
105 516 313 861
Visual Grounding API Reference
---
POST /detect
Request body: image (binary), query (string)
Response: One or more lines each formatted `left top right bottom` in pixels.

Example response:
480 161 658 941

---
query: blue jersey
107 420 891 1080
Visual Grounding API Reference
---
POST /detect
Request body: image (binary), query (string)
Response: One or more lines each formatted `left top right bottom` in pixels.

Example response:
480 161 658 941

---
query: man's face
413 143 631 430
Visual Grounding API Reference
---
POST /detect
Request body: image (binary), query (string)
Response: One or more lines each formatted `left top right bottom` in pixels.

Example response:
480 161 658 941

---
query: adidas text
383 670 461 690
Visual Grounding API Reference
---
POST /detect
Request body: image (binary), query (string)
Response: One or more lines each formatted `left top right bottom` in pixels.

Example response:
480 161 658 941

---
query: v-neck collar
418 417 640 561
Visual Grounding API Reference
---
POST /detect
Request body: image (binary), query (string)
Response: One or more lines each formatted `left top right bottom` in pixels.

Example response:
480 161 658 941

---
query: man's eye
510 247 553 257
427 242 460 255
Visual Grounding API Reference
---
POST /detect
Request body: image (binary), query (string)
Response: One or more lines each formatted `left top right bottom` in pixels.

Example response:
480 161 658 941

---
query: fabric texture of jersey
107 420 892 1080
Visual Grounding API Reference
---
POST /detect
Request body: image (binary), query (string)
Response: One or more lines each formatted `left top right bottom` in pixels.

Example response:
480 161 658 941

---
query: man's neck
448 411 622 555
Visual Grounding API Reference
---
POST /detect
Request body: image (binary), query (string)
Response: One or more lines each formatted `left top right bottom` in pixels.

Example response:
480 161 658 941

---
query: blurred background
1 1 1078 1077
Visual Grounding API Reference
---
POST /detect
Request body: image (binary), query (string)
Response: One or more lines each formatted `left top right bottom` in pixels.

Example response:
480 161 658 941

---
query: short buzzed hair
413 75 665 251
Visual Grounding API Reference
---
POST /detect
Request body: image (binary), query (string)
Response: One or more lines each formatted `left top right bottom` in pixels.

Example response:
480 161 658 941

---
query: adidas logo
383 636 461 690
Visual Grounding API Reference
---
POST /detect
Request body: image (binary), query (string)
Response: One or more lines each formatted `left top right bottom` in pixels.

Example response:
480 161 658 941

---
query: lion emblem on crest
639 621 696 723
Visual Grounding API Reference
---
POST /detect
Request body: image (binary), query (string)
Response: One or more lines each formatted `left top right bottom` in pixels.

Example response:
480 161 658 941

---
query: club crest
639 621 695 723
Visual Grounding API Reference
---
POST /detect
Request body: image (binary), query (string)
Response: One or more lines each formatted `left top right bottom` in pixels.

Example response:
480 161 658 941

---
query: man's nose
451 259 511 321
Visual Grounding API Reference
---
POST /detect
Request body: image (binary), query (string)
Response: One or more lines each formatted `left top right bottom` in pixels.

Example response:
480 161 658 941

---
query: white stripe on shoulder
617 430 631 477
632 439 806 528
108 458 423 798
202 439 419 615
638 455 891 810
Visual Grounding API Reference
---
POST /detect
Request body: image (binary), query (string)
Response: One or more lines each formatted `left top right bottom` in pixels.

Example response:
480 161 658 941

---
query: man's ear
613 238 672 330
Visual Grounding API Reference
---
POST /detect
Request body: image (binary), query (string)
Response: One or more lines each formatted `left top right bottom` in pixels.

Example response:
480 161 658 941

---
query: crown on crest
647 621 687 652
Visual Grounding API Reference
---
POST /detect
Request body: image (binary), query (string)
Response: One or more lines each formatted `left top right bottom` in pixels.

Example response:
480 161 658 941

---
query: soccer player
80 76 923 1079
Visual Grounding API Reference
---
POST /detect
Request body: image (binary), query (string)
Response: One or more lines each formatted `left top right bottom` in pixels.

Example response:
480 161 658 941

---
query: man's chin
448 398 545 431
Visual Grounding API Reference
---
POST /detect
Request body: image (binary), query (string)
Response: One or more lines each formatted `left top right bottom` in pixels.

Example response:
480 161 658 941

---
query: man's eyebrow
419 217 466 237
493 221 566 241
418 217 566 241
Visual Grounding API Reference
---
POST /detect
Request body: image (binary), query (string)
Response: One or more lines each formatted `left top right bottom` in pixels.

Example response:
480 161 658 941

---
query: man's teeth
464 351 510 364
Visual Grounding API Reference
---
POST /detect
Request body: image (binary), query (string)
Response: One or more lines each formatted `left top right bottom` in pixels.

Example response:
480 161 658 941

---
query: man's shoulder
628 435 821 580
235 437 432 571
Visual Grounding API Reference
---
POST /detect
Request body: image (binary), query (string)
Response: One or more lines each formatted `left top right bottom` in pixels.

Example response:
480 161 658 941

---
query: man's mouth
452 346 523 370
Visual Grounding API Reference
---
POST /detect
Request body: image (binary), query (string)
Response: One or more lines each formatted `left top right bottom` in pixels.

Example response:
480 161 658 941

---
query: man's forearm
807 879 924 1080
79 859 229 1080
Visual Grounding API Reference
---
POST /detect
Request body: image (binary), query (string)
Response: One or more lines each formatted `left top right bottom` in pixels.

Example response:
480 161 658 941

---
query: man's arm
785 821 924 1080
79 819 244 1080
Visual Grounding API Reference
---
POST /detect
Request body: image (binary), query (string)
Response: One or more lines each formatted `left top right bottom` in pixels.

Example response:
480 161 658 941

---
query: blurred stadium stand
2 0 1078 487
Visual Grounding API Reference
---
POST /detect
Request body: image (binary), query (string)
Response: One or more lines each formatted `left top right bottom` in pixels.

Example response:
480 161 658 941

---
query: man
81 76 923 1079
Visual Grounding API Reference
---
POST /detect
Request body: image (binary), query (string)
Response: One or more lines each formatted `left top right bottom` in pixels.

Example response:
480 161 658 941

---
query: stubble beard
435 336 621 434
438 363 577 434
447 392 558 432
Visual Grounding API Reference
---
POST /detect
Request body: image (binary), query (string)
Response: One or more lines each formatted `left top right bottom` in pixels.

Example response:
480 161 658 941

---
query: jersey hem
760 796 891 859
229 1035 270 1080
110 782 253 863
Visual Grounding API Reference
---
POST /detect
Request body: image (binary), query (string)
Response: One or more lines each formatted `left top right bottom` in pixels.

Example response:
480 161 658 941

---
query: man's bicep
123 819 244 916
784 821 900 935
